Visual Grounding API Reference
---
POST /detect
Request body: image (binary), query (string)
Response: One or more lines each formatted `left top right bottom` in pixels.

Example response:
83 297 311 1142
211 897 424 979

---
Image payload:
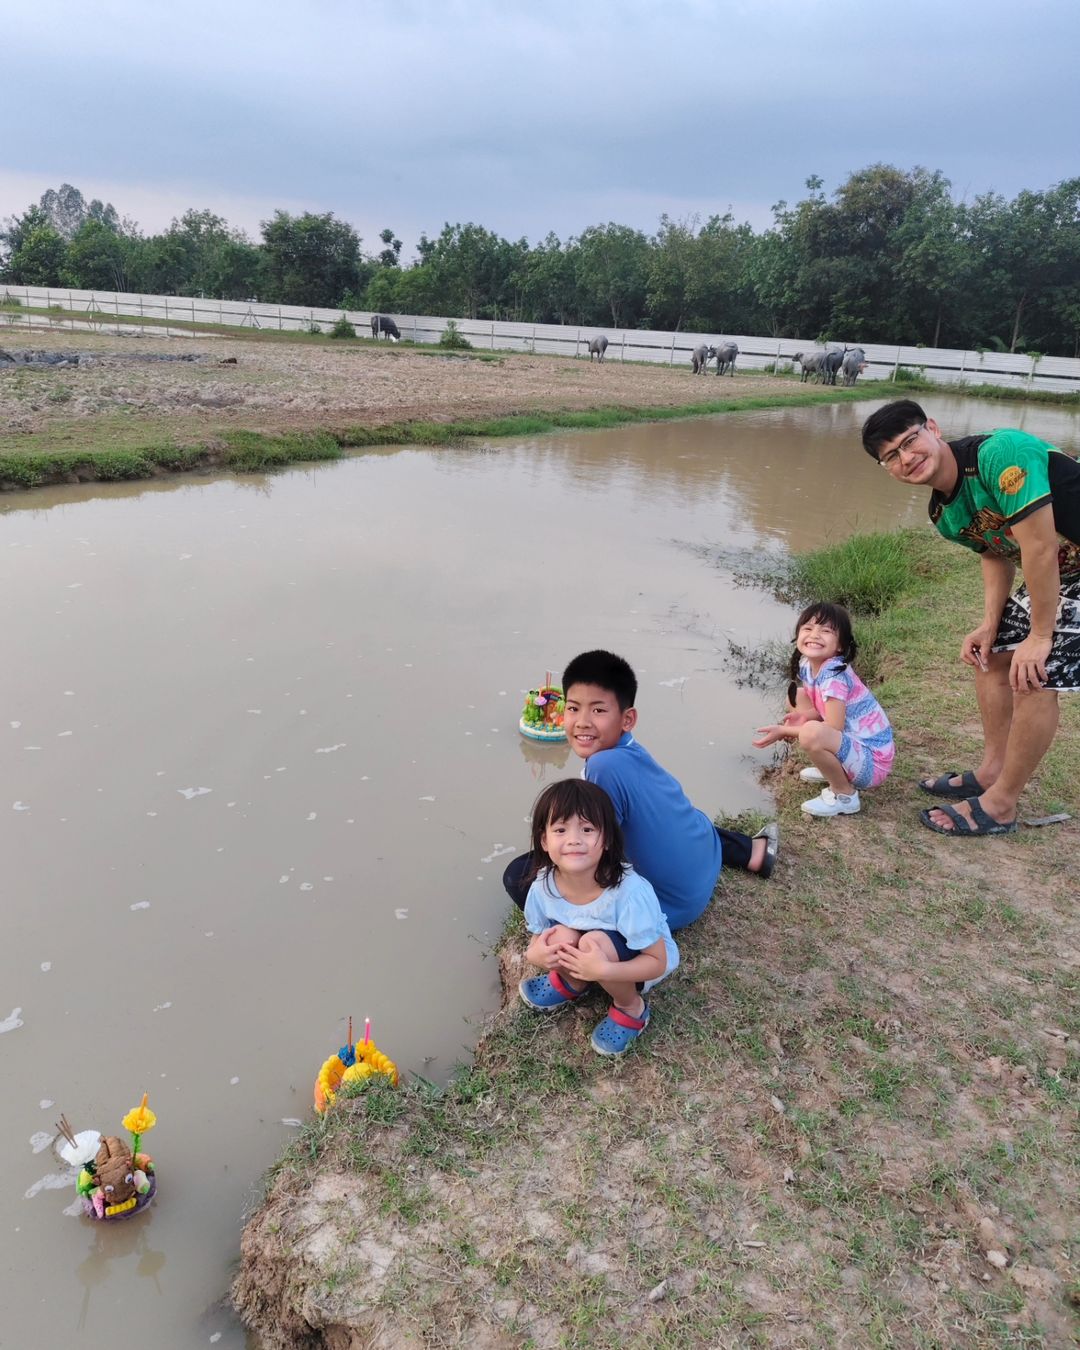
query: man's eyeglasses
879 424 926 469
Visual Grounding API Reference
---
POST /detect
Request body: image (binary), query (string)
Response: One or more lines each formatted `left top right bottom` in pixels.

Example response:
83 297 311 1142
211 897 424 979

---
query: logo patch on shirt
998 465 1026 495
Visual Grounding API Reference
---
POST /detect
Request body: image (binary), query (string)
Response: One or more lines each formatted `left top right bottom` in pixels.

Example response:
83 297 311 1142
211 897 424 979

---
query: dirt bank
0 327 799 450
231 533 1078 1349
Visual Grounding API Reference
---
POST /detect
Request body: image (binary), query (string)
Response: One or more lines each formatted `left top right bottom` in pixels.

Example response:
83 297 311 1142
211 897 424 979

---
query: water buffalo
793 351 827 383
371 314 400 341
587 336 609 362
821 348 845 385
712 340 738 376
691 343 710 374
841 347 867 385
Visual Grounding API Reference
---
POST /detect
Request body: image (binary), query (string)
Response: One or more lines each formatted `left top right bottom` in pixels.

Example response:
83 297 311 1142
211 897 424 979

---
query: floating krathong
519 672 566 742
57 1096 157 1221
314 1017 398 1113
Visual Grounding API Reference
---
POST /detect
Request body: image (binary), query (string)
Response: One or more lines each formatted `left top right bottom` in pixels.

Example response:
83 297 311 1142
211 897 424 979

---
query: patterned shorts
992 573 1080 692
837 734 894 791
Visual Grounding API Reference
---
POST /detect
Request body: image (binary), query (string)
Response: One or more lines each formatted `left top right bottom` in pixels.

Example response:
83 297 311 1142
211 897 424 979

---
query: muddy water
3 397 1076 1348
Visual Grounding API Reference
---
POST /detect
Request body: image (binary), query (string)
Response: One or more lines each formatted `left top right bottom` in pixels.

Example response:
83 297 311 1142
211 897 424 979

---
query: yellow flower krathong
314 1028 398 1113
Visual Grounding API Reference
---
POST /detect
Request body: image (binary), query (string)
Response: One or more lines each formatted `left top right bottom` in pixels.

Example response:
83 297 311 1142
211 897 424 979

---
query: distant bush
439 319 472 350
306 320 323 335
330 314 356 340
893 365 926 385
1 293 21 308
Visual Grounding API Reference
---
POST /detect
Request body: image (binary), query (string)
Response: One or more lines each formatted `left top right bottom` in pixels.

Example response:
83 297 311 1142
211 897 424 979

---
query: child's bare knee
579 930 618 960
799 722 824 749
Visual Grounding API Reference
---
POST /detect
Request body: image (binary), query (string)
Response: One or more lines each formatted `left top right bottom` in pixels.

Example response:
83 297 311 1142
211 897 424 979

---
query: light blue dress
524 865 679 991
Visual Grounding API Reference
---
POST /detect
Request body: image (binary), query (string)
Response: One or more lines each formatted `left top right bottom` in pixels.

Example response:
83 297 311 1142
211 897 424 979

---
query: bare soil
0 328 795 449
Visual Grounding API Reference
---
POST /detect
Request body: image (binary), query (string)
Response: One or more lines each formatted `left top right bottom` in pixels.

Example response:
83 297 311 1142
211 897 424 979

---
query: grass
235 526 1079 1347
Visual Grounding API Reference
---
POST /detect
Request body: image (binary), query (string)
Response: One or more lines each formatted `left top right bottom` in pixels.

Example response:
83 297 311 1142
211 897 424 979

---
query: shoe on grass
518 971 588 1010
799 765 826 782
801 787 861 817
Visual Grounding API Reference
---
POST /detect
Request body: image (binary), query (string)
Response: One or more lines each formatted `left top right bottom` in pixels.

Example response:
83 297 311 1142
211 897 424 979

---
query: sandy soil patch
0 328 796 444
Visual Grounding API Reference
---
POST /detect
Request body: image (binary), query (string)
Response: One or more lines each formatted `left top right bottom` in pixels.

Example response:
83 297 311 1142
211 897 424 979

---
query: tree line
3 167 1079 357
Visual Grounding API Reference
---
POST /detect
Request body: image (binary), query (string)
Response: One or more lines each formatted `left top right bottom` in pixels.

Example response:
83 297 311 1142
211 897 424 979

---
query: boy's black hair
860 399 927 459
561 649 637 711
523 779 628 892
787 602 858 684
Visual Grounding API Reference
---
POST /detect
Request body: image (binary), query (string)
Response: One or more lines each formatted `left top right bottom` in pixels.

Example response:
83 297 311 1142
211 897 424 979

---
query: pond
3 396 1077 1348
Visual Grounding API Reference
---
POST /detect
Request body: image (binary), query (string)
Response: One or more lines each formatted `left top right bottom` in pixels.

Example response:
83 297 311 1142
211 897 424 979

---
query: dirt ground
232 538 1078 1349
0 327 797 448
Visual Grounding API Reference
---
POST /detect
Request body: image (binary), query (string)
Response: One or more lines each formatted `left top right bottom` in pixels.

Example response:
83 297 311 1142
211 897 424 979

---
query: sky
5 0 1080 260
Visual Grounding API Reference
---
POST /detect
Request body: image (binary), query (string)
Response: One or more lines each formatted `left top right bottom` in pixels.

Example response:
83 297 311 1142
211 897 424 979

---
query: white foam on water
39 1100 54 1110
306 812 317 820
57 730 72 737
62 1198 85 1217
23 746 42 751
13 802 30 811
1 1008 24 1033
229 1076 240 1086
280 1118 303 1128
130 901 151 911
419 795 435 802
25 1172 72 1198
322 876 334 882
315 744 345 754
481 845 515 863
29 1132 54 1155
147 811 157 817
179 553 192 561
64 691 74 696
40 962 51 973
278 875 289 884
153 1001 173 1012
659 675 689 688
300 882 313 891
247 709 262 714
9 721 21 728
178 787 212 799
395 908 409 920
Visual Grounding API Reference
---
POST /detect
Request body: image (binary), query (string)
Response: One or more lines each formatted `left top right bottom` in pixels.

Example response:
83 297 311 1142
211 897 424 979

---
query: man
861 400 1080 836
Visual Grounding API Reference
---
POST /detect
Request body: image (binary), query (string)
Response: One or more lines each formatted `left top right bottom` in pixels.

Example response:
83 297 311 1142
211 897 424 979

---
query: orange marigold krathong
314 1017 398 1113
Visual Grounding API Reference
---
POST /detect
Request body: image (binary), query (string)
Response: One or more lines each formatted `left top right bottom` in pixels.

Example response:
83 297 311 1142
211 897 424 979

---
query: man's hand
1009 633 1052 692
960 622 997 672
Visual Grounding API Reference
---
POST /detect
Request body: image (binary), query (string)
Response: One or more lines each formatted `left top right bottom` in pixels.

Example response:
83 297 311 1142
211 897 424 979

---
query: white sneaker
799 765 827 782
801 788 861 817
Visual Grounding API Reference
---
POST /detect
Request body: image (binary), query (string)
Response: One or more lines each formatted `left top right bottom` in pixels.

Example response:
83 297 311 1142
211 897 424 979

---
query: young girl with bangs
753 601 894 817
518 778 678 1056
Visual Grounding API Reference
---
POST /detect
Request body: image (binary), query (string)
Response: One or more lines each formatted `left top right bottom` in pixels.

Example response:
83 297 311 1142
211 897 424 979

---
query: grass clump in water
788 529 930 616
220 430 341 471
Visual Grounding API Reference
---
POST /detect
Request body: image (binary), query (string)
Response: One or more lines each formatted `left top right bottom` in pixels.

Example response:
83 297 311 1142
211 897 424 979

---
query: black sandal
918 770 986 801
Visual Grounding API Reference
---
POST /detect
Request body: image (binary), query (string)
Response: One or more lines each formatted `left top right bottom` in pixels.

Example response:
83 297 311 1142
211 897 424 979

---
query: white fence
4 284 1080 395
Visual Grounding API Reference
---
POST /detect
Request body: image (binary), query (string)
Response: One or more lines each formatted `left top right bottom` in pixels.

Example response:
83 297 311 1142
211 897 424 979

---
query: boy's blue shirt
583 731 722 931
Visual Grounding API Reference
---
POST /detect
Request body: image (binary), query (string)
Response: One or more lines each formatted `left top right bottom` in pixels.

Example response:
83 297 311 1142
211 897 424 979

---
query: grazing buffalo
793 351 827 383
371 314 400 341
841 347 867 385
587 335 609 362
691 343 710 374
821 348 845 385
712 340 738 376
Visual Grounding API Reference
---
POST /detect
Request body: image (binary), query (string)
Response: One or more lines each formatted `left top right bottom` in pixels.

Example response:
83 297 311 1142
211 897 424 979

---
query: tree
63 217 139 291
3 218 68 285
575 223 650 327
259 210 366 307
377 228 403 268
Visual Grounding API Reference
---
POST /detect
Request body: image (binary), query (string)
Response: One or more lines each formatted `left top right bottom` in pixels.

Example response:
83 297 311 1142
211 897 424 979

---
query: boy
504 649 778 930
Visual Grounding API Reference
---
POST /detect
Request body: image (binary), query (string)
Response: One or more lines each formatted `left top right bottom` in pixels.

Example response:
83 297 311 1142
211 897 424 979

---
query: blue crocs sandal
591 1002 650 1056
519 970 589 1011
